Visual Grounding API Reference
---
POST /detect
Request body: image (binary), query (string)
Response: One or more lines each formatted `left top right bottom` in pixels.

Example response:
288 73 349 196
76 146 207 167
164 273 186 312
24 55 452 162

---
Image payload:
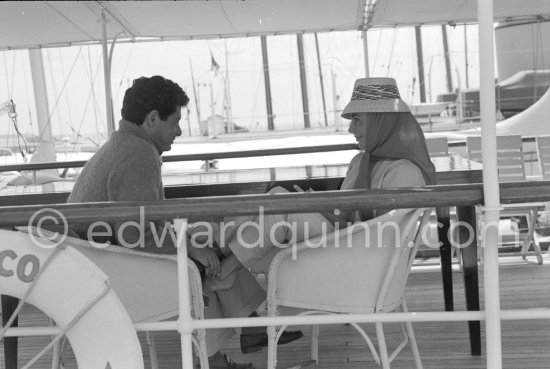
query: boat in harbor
2 1 550 369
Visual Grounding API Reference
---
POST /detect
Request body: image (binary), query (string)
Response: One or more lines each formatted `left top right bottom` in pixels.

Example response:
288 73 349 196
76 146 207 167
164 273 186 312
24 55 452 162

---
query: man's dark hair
121 76 189 125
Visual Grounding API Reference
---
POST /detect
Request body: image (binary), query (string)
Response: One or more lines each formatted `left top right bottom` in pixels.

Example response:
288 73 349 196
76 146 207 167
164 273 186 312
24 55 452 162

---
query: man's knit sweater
67 120 174 252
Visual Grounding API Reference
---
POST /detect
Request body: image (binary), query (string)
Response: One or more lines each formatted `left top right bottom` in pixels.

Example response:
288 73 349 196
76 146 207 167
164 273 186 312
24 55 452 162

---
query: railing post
173 218 194 369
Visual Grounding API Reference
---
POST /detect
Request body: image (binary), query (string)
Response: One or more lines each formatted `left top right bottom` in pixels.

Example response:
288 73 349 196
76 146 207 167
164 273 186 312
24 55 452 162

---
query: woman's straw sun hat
341 77 409 119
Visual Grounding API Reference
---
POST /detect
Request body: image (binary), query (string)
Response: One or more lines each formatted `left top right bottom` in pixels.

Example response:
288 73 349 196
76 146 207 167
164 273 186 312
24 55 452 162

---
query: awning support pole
362 30 370 77
478 0 503 368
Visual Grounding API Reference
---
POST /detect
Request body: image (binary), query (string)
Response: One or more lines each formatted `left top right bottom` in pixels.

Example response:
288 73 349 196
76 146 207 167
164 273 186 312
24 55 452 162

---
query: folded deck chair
467 135 543 264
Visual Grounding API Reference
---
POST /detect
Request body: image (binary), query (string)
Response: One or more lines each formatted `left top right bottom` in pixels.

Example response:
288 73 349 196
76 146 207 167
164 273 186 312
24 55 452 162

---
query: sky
0 25 480 146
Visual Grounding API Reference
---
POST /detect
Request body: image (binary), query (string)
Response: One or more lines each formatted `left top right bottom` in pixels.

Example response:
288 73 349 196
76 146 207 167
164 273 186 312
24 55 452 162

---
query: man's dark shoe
206 354 255 369
240 330 303 354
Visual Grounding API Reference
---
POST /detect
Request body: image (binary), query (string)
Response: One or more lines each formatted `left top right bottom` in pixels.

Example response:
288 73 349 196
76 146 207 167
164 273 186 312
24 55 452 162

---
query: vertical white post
362 30 370 77
174 218 194 369
101 12 115 135
477 0 503 368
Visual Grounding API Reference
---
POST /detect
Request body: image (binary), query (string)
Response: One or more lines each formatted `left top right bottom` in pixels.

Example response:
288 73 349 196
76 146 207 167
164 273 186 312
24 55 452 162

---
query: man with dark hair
68 75 191 252
67 76 302 368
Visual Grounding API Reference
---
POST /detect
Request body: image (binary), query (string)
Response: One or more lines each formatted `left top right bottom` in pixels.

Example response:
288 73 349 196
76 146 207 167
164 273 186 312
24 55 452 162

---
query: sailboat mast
314 33 328 127
297 34 311 128
464 25 470 88
189 59 201 123
224 40 233 134
442 24 454 92
330 64 341 131
28 49 56 166
415 26 427 102
101 12 115 135
261 36 275 130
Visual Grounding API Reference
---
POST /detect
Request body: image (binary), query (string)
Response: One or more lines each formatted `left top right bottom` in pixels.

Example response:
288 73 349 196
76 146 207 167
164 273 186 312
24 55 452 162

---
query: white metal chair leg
195 330 209 369
520 210 534 257
375 322 391 369
532 238 544 265
311 325 319 363
146 331 159 369
267 325 278 369
521 209 543 264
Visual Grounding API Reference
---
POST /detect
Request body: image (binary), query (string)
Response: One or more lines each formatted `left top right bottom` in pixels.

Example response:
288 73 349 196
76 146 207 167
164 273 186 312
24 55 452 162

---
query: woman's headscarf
353 111 437 190
347 112 436 222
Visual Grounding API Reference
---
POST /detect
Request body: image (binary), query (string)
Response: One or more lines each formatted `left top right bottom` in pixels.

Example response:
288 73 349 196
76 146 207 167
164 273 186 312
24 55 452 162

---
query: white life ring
0 229 144 369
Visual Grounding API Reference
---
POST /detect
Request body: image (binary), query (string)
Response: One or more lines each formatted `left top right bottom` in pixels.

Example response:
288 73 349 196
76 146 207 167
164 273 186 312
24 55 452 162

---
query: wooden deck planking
2 256 550 369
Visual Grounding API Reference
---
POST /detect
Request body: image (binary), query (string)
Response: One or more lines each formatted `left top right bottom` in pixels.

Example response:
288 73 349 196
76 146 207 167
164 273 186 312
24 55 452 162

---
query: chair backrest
269 208 430 314
536 135 550 180
70 239 206 323
426 137 449 157
466 135 525 182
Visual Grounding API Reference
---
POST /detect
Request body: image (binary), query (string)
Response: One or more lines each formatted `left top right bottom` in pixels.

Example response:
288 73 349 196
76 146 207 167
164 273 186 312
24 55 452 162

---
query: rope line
9 101 29 163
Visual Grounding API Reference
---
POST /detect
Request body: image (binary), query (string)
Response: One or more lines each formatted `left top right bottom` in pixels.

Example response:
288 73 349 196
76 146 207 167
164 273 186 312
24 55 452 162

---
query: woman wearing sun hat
338 77 436 221
205 77 436 283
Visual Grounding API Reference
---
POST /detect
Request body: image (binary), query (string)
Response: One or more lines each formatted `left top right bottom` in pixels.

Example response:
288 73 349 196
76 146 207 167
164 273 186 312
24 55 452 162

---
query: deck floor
3 253 550 369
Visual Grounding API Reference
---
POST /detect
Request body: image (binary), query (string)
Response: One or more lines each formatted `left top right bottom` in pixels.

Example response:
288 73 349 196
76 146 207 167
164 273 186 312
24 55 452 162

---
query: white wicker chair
266 208 431 369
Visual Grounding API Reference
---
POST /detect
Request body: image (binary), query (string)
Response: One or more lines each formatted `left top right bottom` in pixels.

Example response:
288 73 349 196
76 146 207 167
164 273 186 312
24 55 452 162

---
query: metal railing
2 182 550 368
0 143 359 173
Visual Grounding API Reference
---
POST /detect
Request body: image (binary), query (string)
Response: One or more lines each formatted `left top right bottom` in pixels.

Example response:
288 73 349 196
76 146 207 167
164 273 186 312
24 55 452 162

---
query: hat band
351 84 400 100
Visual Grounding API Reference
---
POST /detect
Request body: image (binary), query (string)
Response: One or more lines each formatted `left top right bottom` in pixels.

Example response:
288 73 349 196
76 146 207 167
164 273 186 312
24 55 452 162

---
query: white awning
0 0 367 50
367 0 550 27
4 0 550 51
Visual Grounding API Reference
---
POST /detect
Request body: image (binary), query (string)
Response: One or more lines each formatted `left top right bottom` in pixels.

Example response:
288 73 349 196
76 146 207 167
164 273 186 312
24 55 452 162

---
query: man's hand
188 246 221 278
